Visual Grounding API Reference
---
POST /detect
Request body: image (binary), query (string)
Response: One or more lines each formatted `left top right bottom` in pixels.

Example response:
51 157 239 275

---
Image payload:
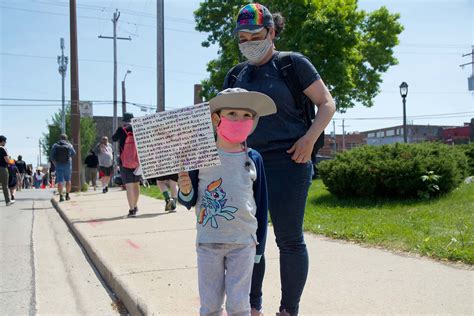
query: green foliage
305 179 474 264
318 143 468 198
418 171 441 200
194 0 404 109
81 182 89 192
459 143 474 175
42 108 97 161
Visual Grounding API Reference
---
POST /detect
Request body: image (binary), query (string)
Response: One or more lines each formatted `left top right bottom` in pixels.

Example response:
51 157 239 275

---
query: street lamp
122 69 132 116
57 38 68 134
399 82 408 143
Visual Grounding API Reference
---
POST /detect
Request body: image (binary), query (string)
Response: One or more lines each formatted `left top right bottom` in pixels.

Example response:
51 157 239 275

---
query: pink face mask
216 116 253 144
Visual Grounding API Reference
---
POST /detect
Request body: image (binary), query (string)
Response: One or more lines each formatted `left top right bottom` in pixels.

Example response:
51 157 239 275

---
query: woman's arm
287 79 336 163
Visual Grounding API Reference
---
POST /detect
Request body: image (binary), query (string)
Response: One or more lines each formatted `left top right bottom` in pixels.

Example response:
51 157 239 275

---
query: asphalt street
0 189 119 314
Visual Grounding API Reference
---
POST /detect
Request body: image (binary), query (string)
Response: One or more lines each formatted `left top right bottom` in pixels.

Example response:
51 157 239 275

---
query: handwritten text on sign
131 103 221 179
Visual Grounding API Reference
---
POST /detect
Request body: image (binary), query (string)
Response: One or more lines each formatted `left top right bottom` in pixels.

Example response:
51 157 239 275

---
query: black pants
0 167 11 204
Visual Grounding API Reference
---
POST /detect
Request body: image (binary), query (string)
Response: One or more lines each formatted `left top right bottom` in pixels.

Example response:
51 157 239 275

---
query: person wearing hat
112 112 141 217
225 3 336 316
178 88 276 316
0 135 14 206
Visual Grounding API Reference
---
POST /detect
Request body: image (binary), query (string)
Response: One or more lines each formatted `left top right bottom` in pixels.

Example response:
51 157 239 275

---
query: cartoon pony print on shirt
198 178 238 229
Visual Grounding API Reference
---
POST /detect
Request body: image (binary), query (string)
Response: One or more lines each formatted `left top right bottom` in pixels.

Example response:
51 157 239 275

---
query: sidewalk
52 189 473 315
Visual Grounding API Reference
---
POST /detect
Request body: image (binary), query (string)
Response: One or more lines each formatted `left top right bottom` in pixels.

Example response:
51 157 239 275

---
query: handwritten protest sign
131 103 221 179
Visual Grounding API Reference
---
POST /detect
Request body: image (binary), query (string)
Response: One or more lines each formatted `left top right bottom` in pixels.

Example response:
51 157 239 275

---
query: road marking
126 239 140 249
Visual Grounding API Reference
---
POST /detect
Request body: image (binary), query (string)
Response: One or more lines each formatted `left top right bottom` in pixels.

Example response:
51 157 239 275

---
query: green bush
318 143 468 198
459 143 474 175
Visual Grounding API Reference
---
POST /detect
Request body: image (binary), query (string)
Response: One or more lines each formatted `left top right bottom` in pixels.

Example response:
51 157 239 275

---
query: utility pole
122 70 131 115
341 119 345 151
38 139 42 166
338 119 350 151
157 0 165 112
332 119 337 156
57 38 68 134
460 46 474 91
98 10 131 136
69 0 81 192
194 84 203 104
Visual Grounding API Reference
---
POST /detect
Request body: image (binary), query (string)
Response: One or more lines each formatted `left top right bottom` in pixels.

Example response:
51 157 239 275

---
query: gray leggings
197 243 256 316
0 167 10 204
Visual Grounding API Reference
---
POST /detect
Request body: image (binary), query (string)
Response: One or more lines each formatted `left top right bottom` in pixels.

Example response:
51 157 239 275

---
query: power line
1 100 471 120
333 111 474 121
0 5 198 34
0 52 205 76
26 0 195 24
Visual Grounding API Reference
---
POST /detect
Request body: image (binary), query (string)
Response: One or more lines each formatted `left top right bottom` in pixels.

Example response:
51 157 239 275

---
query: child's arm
177 170 199 210
250 150 268 264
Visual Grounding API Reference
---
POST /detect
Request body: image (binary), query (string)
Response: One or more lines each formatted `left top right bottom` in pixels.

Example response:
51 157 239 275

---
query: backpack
55 142 70 163
120 127 139 169
226 51 325 162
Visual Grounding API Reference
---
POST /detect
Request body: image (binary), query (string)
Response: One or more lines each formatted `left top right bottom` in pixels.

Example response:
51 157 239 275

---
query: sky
1 0 473 166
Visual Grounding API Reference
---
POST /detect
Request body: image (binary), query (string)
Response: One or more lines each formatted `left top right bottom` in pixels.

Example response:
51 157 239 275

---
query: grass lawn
305 179 474 264
141 179 474 264
141 185 165 200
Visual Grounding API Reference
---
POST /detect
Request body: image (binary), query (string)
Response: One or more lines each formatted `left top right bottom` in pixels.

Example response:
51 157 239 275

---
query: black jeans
250 152 312 315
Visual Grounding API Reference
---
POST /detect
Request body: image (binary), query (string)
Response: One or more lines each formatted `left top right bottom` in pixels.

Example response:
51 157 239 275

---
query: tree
194 0 404 110
42 107 97 160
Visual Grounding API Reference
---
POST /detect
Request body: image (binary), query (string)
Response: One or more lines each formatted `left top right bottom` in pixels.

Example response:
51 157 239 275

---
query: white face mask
238 37 272 64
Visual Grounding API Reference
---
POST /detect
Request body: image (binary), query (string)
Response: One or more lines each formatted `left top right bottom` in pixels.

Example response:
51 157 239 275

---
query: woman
84 149 99 190
33 168 44 189
7 159 20 201
224 4 336 316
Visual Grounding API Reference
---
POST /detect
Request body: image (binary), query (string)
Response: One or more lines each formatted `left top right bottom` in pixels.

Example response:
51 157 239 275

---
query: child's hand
178 172 192 195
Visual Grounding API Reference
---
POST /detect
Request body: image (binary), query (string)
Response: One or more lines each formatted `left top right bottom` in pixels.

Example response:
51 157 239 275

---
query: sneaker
168 198 177 212
164 198 171 212
276 309 292 316
127 207 138 218
102 187 107 194
65 193 70 201
11 195 15 201
59 195 65 202
6 200 15 206
106 186 108 193
251 307 264 316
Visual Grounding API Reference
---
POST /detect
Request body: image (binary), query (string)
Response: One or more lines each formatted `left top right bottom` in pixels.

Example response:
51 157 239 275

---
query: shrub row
459 143 474 176
318 142 468 198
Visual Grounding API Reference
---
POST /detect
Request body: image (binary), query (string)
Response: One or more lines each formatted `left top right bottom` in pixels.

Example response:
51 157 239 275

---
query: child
178 88 276 316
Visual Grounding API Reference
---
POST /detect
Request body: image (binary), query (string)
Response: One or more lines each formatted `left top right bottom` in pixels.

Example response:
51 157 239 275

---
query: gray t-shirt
226 51 321 155
193 149 258 246
95 143 113 167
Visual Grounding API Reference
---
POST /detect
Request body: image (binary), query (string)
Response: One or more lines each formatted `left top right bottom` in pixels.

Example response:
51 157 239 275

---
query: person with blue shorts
51 134 76 202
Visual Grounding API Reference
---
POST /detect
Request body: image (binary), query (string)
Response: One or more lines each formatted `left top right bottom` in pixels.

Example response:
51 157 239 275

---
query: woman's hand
287 134 315 163
178 172 192 195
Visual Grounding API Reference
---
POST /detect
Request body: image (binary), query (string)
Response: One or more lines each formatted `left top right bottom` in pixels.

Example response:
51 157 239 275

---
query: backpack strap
224 61 248 89
276 52 305 111
276 51 324 157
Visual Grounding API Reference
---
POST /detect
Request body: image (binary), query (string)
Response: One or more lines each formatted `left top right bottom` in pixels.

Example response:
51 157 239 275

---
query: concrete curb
51 198 148 315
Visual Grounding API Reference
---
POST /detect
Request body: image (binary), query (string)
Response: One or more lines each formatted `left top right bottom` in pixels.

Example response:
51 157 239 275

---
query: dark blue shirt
224 51 320 155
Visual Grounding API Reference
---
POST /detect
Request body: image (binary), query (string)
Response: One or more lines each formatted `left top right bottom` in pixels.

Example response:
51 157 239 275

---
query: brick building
441 119 474 144
364 124 454 146
318 132 366 157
